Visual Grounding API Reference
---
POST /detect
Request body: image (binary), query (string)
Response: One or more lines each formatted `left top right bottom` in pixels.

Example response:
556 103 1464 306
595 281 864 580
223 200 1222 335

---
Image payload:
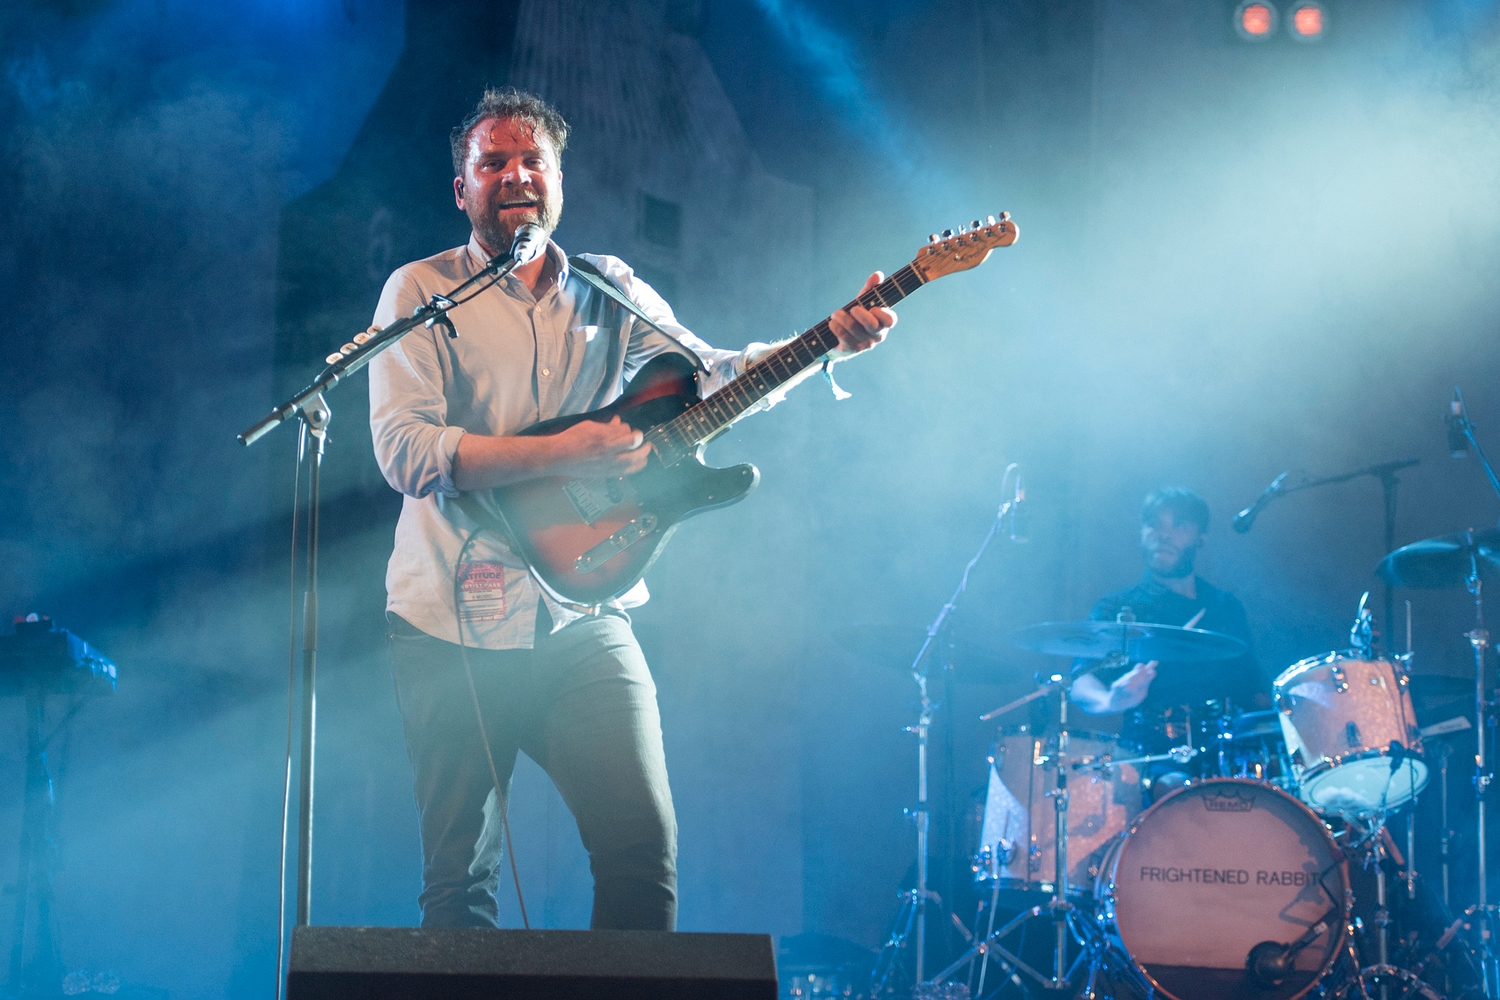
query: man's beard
470 188 561 258
1147 545 1197 579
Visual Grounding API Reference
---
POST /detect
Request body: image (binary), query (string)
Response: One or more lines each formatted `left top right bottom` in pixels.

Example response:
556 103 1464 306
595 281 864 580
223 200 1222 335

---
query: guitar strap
567 255 709 373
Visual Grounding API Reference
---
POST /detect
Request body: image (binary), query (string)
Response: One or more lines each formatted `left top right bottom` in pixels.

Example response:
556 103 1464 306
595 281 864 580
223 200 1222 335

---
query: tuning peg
971 220 982 230
986 215 997 226
929 233 939 243
941 229 954 238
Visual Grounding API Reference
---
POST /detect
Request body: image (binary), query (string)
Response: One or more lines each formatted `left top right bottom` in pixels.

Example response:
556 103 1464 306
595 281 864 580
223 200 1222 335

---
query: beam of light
752 0 914 171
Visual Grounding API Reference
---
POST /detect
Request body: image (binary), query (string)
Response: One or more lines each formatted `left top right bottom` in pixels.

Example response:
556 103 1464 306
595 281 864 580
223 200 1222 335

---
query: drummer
1070 487 1267 786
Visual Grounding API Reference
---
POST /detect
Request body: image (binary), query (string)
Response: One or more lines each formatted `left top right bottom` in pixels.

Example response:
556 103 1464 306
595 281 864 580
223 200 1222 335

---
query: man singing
367 88 896 930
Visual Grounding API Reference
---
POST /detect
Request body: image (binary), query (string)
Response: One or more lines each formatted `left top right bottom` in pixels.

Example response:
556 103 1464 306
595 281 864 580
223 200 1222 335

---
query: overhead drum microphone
1232 471 1290 534
1008 474 1029 543
1448 388 1471 458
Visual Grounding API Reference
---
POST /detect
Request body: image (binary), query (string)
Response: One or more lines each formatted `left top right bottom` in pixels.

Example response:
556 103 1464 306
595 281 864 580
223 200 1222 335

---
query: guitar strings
651 263 924 457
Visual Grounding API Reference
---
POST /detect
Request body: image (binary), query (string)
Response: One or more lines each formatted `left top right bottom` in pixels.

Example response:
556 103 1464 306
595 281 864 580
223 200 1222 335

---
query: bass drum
1095 778 1349 1000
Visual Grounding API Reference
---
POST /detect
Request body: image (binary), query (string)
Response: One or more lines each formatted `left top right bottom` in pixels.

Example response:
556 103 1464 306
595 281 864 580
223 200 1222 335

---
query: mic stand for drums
870 480 1022 997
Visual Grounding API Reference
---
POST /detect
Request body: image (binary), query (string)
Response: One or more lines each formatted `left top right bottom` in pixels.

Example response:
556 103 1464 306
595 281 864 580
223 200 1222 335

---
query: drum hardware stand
928 665 1148 998
1072 743 1196 775
874 468 1024 995
1463 547 1499 997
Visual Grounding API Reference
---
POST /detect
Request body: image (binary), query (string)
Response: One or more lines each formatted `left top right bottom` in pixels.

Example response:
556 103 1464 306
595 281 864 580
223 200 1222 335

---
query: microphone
1449 389 1470 458
1008 474 1029 543
1232 471 1290 534
509 222 547 266
1247 941 1293 988
1389 740 1408 774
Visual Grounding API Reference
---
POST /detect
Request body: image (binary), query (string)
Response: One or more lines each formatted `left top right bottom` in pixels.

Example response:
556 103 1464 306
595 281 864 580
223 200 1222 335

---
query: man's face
453 117 563 257
1140 508 1204 579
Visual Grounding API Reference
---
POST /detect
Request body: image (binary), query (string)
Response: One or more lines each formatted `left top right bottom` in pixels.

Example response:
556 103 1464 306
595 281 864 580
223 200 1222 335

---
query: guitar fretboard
646 264 927 462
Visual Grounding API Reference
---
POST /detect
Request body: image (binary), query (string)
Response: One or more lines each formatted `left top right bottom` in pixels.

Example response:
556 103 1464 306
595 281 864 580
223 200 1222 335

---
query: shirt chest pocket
568 324 601 343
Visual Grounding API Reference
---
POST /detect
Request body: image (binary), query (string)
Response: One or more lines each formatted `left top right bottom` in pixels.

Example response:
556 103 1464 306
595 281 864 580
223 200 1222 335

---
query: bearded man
367 87 895 930
1070 487 1266 767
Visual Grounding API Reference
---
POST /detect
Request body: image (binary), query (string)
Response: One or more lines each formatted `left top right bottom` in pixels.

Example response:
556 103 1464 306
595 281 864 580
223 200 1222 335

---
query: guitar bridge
575 515 658 574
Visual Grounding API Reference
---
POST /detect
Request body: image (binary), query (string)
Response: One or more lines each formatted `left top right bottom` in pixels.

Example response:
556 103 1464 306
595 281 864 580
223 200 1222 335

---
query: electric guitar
468 214 1019 605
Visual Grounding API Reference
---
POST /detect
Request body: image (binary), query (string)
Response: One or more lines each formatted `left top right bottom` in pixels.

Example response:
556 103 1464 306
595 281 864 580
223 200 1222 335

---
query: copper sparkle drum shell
1095 778 1349 1000
1274 652 1427 816
976 729 1142 895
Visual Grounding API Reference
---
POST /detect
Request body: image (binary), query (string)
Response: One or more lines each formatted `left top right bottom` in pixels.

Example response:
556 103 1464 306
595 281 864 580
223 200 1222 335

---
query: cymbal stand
1465 545 1498 996
928 664 1146 997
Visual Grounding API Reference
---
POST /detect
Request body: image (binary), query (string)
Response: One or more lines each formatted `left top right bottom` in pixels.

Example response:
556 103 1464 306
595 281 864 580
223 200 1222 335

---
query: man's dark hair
450 87 570 176
1141 486 1211 533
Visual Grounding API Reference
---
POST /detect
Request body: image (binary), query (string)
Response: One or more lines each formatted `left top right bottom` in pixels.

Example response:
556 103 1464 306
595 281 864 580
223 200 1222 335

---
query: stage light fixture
1234 0 1278 41
1287 1 1327 41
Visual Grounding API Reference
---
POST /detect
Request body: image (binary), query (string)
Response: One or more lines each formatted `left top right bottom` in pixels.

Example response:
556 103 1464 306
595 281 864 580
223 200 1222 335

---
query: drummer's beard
1146 544 1197 579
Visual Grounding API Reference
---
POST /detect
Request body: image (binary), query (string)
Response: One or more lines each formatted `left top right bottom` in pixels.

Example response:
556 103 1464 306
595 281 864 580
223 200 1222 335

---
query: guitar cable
452 526 530 929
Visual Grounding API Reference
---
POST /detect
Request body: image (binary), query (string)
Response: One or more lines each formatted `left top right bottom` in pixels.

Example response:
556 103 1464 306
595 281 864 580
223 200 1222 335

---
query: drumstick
1183 609 1206 630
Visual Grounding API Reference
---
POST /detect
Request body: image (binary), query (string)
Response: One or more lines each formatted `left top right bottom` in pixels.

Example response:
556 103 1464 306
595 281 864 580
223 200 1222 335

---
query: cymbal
1007 620 1247 663
1377 528 1500 589
830 623 1019 683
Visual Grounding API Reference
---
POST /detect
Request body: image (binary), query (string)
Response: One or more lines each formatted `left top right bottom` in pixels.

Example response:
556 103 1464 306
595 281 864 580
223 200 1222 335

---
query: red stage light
1235 1 1278 41
1288 1 1327 41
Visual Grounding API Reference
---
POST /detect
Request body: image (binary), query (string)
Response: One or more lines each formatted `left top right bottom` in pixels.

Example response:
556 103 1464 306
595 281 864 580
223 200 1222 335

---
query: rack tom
1273 652 1427 816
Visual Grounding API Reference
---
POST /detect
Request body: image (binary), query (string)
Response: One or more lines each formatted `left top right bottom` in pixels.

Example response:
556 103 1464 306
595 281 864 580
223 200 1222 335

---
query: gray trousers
387 609 678 930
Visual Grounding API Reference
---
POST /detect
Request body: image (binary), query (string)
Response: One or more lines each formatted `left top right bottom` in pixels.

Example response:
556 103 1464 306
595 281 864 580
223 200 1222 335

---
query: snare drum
1095 778 1350 1000
974 729 1142 895
1223 709 1294 789
1274 652 1427 816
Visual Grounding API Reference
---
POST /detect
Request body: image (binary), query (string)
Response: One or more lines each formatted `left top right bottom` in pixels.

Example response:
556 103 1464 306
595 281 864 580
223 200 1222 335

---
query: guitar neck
648 264 927 458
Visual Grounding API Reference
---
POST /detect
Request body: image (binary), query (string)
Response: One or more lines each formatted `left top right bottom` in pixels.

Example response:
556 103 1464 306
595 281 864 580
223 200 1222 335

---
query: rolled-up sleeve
368 270 466 498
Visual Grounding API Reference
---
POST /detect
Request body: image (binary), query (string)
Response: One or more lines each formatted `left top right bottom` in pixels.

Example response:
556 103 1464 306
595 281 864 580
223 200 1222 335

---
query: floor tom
975 729 1143 895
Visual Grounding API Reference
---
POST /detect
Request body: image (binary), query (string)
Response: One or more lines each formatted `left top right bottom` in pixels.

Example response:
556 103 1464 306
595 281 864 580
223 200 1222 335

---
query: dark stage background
2 0 1499 996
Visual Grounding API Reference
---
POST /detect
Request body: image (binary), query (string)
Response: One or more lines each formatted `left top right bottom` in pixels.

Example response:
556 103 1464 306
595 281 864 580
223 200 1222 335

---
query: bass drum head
1099 778 1348 1000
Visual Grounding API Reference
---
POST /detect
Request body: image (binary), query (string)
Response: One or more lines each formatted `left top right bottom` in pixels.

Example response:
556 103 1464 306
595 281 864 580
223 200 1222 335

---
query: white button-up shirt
369 235 769 649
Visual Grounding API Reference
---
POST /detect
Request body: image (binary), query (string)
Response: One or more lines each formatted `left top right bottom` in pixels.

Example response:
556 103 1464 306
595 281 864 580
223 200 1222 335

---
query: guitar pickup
575 515 658 574
564 477 633 526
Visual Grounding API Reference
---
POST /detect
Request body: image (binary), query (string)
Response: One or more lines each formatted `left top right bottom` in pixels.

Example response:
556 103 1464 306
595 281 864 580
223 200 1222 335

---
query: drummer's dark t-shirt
1085 574 1267 746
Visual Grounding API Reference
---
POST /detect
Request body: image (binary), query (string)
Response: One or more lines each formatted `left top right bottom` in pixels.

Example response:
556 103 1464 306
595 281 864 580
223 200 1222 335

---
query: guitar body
489 352 760 604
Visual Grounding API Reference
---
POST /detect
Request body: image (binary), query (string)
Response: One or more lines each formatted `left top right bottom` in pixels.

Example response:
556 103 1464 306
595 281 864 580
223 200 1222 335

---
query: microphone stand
1237 458 1419 656
236 248 522 952
873 473 1019 993
1448 387 1500 996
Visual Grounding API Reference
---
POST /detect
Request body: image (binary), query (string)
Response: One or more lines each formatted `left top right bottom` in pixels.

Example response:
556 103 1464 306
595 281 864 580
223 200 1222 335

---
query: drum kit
849 521 1500 1000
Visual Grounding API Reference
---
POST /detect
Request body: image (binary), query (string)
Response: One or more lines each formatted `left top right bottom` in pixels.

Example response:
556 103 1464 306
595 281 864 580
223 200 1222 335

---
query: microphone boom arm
236 248 525 446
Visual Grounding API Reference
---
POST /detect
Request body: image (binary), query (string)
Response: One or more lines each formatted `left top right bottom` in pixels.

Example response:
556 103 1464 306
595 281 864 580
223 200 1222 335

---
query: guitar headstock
910 212 1018 282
